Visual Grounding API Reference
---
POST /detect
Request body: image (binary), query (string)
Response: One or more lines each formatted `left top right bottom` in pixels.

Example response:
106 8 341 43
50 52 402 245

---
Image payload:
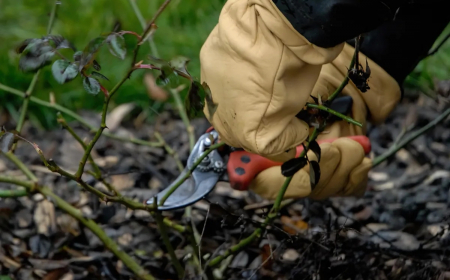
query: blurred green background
0 0 449 130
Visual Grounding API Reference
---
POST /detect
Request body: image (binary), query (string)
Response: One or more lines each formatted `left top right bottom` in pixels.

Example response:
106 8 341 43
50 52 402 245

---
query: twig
46 0 59 35
306 103 362 127
0 83 163 148
128 0 160 57
208 128 320 267
2 152 38 182
169 88 195 151
372 107 450 167
56 113 119 195
327 49 357 102
153 203 185 279
132 0 171 66
158 142 226 206
0 188 28 198
154 132 184 172
0 175 156 280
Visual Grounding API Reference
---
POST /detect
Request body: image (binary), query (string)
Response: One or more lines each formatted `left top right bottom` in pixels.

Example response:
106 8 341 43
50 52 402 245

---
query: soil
1 84 450 280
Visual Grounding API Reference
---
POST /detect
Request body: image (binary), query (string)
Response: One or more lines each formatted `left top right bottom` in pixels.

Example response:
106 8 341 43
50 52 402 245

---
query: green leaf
148 55 169 66
83 77 101 95
156 65 178 87
309 161 321 189
107 34 126 60
51 59 79 84
185 80 205 119
202 82 218 118
91 71 109 81
18 39 55 72
43 35 73 50
0 275 13 280
93 60 101 71
281 157 308 177
78 36 107 71
0 131 15 153
73 51 83 62
169 56 191 77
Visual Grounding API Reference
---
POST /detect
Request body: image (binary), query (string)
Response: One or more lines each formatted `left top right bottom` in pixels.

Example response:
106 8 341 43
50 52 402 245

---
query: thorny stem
128 0 160 57
0 167 156 280
57 113 121 195
208 128 320 267
327 49 357 102
372 107 450 167
306 103 362 127
132 0 171 66
158 142 226 207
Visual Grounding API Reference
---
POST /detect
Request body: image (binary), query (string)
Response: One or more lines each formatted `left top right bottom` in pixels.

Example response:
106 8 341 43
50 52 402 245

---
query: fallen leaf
105 103 135 132
144 73 168 101
34 199 56 236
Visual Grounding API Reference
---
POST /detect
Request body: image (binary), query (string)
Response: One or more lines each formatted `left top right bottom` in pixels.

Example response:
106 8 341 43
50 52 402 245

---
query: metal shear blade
146 131 225 211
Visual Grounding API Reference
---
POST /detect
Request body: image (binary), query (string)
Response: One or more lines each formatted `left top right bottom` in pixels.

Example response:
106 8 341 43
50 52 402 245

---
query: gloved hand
200 0 401 200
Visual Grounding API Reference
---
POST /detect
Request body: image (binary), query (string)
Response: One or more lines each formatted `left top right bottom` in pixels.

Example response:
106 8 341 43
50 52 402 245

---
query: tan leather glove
200 0 401 200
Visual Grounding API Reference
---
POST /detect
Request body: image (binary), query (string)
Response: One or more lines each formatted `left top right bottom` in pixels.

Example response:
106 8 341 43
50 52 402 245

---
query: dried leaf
309 140 321 162
83 77 101 95
281 157 307 177
51 60 78 84
309 160 320 189
105 103 135 132
143 73 168 101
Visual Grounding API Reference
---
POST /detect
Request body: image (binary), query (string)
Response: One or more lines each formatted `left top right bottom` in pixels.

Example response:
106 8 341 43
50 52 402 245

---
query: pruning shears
146 96 371 211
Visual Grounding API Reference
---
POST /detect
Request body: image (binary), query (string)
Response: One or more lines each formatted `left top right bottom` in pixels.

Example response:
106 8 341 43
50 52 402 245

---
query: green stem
158 142 226 206
372 107 450 167
128 0 159 57
169 88 195 151
75 69 133 179
46 0 59 35
306 103 362 127
2 152 38 182
208 128 320 267
57 113 102 178
154 211 185 278
0 188 28 198
327 49 357 102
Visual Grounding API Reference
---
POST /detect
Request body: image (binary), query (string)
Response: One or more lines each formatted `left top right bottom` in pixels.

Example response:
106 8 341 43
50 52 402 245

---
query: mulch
1 84 450 280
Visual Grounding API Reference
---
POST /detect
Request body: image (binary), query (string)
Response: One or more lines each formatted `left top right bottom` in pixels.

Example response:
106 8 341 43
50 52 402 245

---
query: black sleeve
272 0 403 48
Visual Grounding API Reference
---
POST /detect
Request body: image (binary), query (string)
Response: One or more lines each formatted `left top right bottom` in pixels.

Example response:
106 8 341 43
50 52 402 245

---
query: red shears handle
227 136 371 191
